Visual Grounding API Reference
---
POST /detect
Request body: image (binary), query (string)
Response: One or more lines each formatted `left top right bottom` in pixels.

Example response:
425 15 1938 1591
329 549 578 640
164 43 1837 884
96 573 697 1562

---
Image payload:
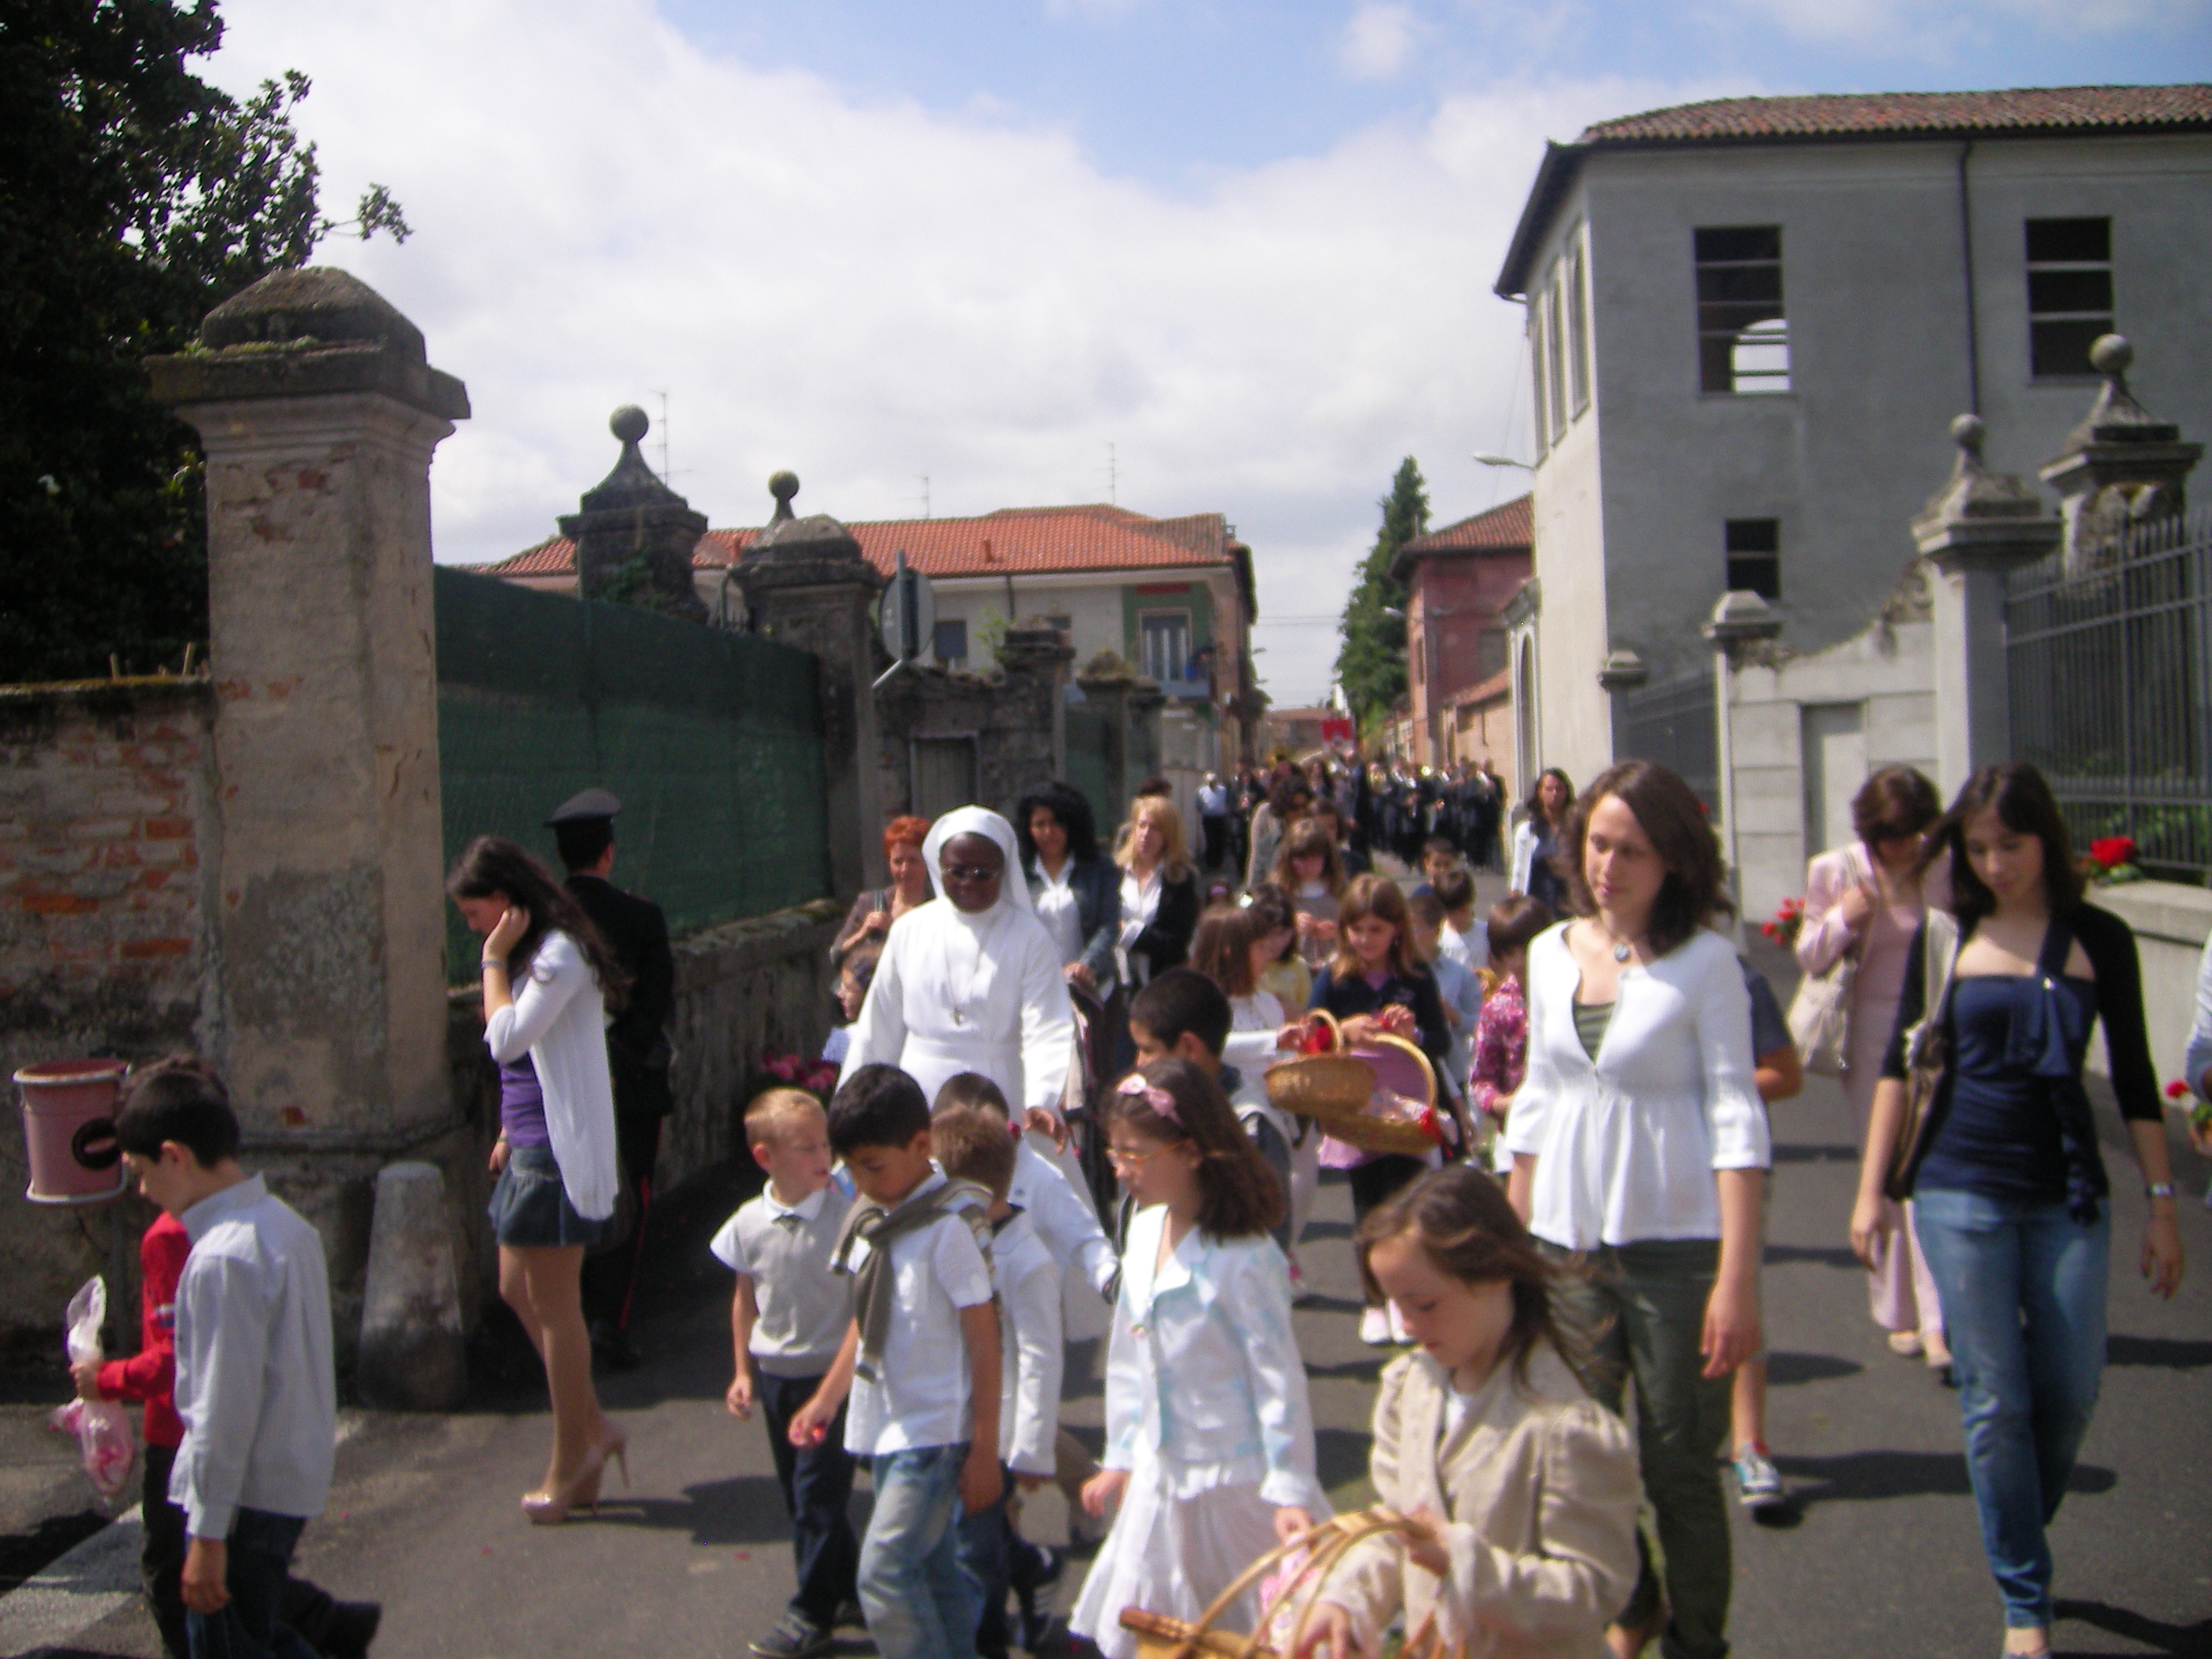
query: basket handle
1165 1508 1442 1659
1356 1033 1437 1108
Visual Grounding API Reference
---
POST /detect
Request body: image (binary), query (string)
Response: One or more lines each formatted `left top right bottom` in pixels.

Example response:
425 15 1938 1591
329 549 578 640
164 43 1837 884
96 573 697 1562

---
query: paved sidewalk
9 1068 2209 1657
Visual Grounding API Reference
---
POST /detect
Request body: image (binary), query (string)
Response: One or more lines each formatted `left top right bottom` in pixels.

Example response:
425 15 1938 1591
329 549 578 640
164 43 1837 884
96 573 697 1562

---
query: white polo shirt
709 1182 855 1379
840 1173 996 1457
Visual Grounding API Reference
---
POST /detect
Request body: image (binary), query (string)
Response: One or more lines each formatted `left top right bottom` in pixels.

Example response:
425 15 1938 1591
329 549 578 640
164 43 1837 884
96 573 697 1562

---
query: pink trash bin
15 1060 130 1204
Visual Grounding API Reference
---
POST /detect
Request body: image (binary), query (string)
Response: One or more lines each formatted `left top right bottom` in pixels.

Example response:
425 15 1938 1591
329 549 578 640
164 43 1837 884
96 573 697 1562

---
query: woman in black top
1851 764 2182 1659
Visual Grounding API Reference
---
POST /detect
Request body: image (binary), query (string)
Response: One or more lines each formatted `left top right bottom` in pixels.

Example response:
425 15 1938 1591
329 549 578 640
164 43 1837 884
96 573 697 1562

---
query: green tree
1333 456 1429 729
1 2 409 683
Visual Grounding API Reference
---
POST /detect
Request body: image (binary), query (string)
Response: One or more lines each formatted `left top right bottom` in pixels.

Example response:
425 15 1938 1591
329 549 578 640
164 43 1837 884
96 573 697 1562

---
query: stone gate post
1911 416 2061 794
147 269 467 1145
733 474 889 897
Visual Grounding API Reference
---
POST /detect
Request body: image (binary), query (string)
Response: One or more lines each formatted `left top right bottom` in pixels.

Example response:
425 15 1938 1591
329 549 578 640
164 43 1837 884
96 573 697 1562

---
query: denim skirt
488 1144 610 1249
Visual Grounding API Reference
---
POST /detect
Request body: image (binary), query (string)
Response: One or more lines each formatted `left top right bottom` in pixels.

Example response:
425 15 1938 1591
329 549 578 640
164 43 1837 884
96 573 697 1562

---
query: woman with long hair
1851 764 2181 1659
1244 775 1311 892
1797 766 1953 1373
1501 761 1769 1659
1114 793 1200 989
1271 817 1348 969
830 815 934 968
1016 782 1120 998
1509 767 1575 914
449 836 632 1524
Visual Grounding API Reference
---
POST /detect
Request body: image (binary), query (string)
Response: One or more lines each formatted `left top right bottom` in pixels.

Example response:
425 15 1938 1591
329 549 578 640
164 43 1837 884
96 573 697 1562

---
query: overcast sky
211 0 2208 705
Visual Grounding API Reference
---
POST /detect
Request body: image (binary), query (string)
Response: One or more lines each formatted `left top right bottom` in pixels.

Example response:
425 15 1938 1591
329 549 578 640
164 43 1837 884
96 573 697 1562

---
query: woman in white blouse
449 837 629 1524
840 806 1078 1119
1502 762 1769 1659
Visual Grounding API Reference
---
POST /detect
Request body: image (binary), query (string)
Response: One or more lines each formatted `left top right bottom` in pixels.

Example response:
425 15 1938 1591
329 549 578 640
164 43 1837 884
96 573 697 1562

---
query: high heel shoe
522 1443 607 1525
593 1421 630 1491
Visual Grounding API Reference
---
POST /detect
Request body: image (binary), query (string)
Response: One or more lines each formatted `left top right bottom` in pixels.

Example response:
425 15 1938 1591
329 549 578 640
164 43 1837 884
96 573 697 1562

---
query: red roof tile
467 505 1238 583
1397 494 1533 556
1579 86 2212 145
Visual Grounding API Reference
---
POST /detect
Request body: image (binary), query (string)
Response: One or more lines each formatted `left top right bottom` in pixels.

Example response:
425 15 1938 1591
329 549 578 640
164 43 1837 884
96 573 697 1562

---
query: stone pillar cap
146 267 468 420
1702 591 1785 661
2038 334 2203 495
573 405 700 516
1913 415 2060 571
1596 646 1651 690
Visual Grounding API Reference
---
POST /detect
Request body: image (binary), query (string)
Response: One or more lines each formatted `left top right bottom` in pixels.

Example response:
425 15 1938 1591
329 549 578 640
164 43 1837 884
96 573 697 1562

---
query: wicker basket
1117 1508 1453 1659
1265 1032 1441 1158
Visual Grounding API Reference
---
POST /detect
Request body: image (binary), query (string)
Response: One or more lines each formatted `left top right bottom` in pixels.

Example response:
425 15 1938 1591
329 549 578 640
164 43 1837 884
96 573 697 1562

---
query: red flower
2170 1079 2192 1100
2089 837 2137 870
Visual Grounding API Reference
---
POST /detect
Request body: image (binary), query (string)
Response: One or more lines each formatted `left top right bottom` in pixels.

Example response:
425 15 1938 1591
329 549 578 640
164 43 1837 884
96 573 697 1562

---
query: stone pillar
147 269 467 1141
559 406 709 620
1703 595 1783 902
1002 622 1076 780
2038 335 2202 562
1912 416 2061 794
734 474 888 897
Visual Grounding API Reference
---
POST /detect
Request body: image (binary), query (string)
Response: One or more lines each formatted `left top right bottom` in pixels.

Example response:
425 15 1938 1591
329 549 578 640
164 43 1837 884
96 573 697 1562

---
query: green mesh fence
434 566 831 980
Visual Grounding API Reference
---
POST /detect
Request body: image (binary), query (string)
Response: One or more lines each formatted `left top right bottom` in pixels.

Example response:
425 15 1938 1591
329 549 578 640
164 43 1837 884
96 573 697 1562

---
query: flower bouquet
2082 837 2144 886
2166 1079 2212 1136
1760 897 1806 949
755 1051 841 1103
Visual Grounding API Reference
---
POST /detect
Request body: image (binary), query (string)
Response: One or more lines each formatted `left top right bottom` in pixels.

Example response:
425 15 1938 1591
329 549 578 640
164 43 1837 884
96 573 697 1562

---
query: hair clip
1116 1071 1181 1125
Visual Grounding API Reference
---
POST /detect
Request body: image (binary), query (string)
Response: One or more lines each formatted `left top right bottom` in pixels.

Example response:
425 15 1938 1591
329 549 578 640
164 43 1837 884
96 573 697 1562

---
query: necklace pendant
1612 941 1631 963
952 1009 965 1025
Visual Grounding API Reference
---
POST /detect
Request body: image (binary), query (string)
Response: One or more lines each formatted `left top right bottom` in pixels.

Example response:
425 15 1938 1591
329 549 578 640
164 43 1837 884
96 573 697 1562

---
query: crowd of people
75 752 2198 1659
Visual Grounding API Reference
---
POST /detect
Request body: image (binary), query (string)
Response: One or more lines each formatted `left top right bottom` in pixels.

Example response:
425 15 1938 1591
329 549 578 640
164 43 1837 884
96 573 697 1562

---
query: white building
1495 85 2212 884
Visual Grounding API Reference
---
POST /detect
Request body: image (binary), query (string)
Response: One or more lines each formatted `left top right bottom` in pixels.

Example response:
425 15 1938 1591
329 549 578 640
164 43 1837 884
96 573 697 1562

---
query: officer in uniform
546 788 676 1372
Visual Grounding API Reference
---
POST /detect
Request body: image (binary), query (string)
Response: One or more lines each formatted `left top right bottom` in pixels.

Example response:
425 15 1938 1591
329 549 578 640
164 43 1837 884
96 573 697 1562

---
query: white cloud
209 0 1694 704
1339 3 1420 81
1723 0 2209 48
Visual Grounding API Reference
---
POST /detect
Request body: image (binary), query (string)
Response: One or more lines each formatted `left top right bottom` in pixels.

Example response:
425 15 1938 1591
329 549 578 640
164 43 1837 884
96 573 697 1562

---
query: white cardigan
1502 924 1769 1250
485 929 619 1220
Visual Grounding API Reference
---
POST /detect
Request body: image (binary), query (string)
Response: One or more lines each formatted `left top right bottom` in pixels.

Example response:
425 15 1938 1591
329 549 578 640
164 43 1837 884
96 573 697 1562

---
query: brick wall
0 679 219 1344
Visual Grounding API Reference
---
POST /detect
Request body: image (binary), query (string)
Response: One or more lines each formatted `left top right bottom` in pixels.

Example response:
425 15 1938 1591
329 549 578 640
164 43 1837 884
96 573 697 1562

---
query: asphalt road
10 917 2210 1657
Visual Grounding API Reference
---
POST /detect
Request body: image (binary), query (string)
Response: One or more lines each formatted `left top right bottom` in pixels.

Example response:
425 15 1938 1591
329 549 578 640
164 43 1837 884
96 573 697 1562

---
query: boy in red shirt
72 1206 379 1659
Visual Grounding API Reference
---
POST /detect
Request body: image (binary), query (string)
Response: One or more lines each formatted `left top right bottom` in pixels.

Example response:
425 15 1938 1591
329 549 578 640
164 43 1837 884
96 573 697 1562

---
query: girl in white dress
1071 1061 1328 1659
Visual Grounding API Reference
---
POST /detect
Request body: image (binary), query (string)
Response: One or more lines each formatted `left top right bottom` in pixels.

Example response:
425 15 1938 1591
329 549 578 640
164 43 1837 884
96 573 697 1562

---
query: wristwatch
2146 1182 2177 1201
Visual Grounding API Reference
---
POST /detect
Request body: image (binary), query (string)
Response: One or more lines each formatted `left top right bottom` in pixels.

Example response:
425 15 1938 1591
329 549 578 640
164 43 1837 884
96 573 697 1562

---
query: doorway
1800 702 1866 865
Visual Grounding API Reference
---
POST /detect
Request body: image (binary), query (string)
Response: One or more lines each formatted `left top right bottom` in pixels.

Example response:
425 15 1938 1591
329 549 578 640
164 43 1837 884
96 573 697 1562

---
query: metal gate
2005 507 2212 881
1617 671 1719 815
1064 704 1116 833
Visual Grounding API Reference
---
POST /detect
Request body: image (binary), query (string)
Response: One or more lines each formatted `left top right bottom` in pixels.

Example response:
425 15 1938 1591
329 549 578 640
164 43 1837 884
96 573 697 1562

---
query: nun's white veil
920 807 1038 918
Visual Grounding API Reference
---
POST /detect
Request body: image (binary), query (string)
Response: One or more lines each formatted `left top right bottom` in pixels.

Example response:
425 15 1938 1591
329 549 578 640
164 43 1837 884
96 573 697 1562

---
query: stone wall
873 627 1072 823
2083 881 2210 1090
0 679 220 1343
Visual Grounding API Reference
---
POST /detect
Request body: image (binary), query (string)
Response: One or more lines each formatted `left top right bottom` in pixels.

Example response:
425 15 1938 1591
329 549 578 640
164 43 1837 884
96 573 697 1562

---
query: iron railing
1617 671 1719 815
2005 507 2212 882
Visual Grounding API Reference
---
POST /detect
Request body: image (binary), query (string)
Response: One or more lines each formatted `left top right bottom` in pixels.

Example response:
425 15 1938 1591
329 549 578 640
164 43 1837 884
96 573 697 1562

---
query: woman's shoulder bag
1884 909 1961 1203
1786 844 1868 1078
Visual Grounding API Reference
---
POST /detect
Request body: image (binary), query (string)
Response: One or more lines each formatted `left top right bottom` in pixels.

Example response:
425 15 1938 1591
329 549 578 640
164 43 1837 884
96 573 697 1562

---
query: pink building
1390 495 1533 767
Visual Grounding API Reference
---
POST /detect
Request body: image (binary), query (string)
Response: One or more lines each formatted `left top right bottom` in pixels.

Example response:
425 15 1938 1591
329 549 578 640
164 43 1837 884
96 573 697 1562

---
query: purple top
499 1052 550 1148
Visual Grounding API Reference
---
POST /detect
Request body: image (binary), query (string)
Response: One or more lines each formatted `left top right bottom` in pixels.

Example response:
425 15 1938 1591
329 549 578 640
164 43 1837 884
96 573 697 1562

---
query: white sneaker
1387 1302 1410 1344
1358 1306 1391 1346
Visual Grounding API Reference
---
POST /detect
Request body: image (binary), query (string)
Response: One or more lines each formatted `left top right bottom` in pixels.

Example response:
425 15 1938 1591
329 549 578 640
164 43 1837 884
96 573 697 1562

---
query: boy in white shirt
1433 868 1491 976
713 1089 859 1659
793 1067 1002 1659
112 1057 342 1659
1409 892 1482 1108
932 1104 1064 1659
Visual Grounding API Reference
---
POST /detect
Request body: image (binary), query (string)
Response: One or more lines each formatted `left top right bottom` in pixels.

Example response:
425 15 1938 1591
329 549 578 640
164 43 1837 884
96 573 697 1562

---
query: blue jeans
1913 1188 2110 1630
185 1509 320 1659
953 1463 1014 1659
862 1443 980 1659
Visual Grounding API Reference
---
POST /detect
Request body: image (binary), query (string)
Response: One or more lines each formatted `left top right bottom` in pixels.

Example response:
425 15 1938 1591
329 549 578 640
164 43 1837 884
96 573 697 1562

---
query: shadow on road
1770 1144 1860 1164
1764 1350 1862 1386
1762 1243 1861 1269
2053 1597 2212 1657
2105 1334 2212 1370
566 1474 802 1544
1770 1449 2115 1510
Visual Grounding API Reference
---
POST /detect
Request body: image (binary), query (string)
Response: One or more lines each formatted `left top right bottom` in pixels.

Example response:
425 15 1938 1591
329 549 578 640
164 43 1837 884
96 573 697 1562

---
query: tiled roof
467 504 1239 583
1497 82 2212 297
1397 494 1533 555
1580 86 2212 145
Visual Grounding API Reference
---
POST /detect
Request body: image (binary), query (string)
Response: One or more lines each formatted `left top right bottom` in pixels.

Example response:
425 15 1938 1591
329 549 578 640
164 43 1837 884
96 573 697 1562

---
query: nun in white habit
838 806 1078 1118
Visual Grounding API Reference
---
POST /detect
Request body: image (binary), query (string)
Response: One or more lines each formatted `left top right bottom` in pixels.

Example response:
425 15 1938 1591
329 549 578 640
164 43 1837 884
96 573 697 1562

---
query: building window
1695 226 1789 394
1566 242 1591 414
1046 613 1072 643
932 618 968 665
1140 610 1192 685
1477 628 1509 681
1725 519 1781 599
1529 304 1551 458
2025 217 2112 379
1544 272 1569 442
